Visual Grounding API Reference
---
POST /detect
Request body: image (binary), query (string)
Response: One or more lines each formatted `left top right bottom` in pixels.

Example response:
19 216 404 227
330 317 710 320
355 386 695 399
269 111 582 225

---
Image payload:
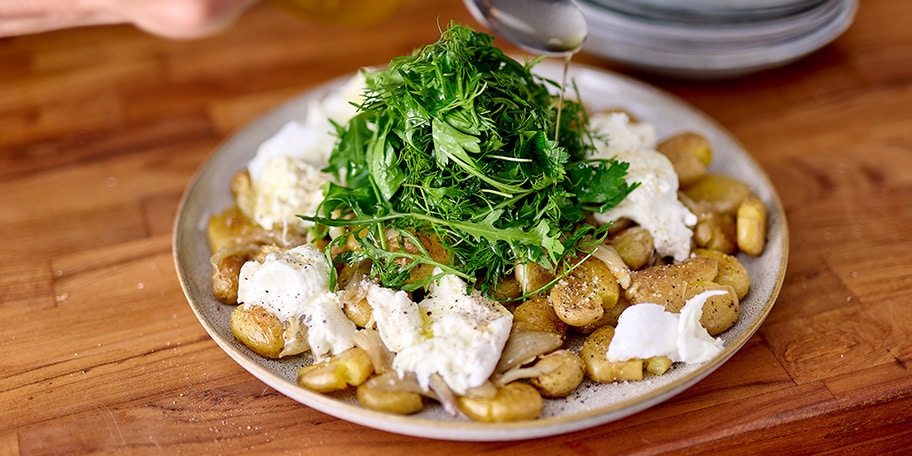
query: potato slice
693 248 750 300
682 174 752 215
737 195 768 256
657 131 713 187
549 257 620 327
230 304 286 359
297 347 374 393
580 325 645 383
457 382 543 422
625 257 718 311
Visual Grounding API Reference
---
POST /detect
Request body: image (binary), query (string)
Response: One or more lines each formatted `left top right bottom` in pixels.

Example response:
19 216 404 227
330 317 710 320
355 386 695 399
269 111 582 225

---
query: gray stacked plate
578 0 858 78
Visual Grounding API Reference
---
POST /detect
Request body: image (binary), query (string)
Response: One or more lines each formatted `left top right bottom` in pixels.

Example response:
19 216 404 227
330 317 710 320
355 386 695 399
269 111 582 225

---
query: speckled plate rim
173 60 788 442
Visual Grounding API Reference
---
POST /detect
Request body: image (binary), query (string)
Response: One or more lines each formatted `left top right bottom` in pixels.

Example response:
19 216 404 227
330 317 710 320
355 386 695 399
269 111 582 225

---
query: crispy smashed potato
230 304 286 359
693 249 750 300
211 251 248 304
625 257 719 310
549 256 620 327
685 284 739 335
683 173 752 215
608 226 654 270
512 294 568 336
657 131 713 187
457 382 543 422
737 195 768 256
529 350 585 398
297 347 374 393
624 256 741 335
580 326 645 382
356 382 424 415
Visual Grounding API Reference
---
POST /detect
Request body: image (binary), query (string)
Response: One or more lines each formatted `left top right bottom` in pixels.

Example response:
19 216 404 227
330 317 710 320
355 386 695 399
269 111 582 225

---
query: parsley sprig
304 22 637 298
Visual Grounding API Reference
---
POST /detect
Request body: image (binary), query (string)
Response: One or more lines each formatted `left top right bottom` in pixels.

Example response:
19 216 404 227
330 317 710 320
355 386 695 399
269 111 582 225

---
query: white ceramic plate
173 60 788 442
579 0 857 79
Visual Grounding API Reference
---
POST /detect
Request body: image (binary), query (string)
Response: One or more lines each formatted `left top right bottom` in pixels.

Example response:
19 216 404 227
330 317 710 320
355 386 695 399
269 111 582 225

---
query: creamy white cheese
246 73 366 234
250 155 332 235
606 289 727 363
365 283 423 352
237 245 357 360
365 273 513 395
588 112 697 261
248 72 365 180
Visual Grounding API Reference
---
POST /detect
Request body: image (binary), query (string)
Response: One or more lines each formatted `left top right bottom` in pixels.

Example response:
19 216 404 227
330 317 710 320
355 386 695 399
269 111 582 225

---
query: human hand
0 0 260 38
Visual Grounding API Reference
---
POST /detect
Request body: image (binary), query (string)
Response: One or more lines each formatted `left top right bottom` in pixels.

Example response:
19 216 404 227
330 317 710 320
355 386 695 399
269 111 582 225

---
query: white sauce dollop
237 245 357 361
365 272 513 395
246 73 366 234
607 289 727 364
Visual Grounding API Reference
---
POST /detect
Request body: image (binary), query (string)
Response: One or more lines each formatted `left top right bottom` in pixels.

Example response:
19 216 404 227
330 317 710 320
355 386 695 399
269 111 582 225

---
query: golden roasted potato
356 382 424 415
575 296 630 334
608 226 654 270
400 231 452 285
297 347 374 393
211 251 248 304
693 211 738 254
737 195 768 256
491 274 524 301
646 356 673 375
207 206 253 253
682 173 753 215
529 350 585 398
693 248 750 300
580 325 645 382
549 257 620 327
457 382 543 422
685 285 739 335
624 257 719 311
515 262 555 294
657 131 713 187
230 304 286 359
512 294 567 336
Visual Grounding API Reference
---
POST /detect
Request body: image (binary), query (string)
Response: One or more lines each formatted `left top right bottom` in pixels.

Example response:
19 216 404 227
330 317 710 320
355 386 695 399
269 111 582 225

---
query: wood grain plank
0 260 55 314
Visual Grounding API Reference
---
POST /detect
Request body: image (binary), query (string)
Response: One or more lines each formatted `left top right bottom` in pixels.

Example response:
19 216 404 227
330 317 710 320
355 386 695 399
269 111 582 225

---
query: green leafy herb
304 22 637 298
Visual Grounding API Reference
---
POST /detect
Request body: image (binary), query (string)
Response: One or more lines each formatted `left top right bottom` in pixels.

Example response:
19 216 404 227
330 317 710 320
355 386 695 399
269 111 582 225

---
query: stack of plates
578 0 858 78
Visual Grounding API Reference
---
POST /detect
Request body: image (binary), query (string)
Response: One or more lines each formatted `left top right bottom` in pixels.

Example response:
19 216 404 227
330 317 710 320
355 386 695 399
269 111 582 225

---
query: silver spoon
463 0 588 56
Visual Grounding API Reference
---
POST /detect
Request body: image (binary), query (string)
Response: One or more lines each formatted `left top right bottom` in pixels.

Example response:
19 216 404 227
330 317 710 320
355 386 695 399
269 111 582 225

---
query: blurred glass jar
271 0 410 26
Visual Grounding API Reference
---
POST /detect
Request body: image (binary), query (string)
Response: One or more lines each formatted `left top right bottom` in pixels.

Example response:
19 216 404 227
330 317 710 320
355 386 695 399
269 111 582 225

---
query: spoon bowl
463 0 588 56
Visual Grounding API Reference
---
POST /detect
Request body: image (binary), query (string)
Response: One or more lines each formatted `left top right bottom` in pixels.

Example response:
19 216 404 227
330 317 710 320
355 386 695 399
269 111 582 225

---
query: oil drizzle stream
554 53 573 145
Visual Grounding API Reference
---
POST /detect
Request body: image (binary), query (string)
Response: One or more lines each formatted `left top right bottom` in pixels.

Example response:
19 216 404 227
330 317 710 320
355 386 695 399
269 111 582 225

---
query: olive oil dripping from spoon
462 0 588 144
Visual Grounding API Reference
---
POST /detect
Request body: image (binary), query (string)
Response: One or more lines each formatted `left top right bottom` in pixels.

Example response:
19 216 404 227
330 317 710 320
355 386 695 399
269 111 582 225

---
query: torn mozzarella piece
237 245 356 360
607 289 727 364
245 73 367 234
588 112 697 262
365 273 513 395
250 155 331 235
248 72 366 180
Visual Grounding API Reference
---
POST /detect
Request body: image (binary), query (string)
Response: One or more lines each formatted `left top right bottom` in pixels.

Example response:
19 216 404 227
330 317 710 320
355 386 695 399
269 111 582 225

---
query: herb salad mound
305 22 637 298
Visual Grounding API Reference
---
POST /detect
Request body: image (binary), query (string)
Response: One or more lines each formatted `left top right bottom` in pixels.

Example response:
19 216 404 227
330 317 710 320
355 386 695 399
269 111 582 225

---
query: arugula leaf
308 22 637 298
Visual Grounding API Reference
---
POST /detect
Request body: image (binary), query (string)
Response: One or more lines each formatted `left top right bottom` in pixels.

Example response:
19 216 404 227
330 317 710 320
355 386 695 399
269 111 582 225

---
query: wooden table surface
2 0 911 454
